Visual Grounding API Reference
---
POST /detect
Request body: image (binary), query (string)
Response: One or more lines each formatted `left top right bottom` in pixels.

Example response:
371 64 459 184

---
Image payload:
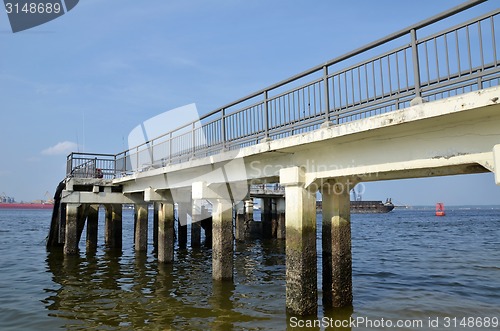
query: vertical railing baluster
169 132 172 164
221 108 226 150
323 65 330 125
263 90 270 141
491 16 497 67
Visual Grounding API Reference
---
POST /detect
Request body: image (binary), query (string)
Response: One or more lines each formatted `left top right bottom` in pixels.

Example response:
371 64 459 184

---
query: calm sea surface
0 207 499 330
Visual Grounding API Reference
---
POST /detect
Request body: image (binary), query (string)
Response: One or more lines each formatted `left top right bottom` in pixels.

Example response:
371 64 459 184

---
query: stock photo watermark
127 103 249 224
289 316 500 329
3 0 79 32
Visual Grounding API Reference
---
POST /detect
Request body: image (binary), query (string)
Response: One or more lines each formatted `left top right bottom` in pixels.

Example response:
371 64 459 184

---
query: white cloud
42 141 78 156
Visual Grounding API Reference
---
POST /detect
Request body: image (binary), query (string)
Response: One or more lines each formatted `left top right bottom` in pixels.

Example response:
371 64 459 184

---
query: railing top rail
68 152 116 158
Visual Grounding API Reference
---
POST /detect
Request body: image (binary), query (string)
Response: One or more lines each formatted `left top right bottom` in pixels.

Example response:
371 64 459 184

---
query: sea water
0 207 499 330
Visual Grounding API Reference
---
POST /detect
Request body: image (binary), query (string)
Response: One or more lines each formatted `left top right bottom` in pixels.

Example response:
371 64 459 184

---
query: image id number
5 2 62 14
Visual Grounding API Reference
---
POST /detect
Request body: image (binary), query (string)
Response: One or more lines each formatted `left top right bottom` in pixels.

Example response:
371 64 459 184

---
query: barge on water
316 199 395 213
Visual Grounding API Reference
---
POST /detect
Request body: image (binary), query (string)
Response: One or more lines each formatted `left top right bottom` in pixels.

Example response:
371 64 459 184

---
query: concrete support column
271 198 278 238
212 199 234 280
105 204 122 250
245 199 254 223
86 204 99 252
177 202 189 248
158 199 175 263
280 167 317 316
276 198 286 240
153 202 159 252
262 198 273 239
134 204 149 252
322 179 353 308
76 204 89 244
64 203 80 255
235 200 246 241
191 200 202 248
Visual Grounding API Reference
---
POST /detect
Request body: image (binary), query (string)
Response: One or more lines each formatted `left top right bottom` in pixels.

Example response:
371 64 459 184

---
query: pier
47 1 500 316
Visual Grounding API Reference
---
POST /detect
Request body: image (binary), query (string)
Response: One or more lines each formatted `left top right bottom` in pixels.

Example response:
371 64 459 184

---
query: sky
0 0 499 205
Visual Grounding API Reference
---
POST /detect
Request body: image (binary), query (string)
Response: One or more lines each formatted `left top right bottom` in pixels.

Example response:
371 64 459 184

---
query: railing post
113 154 117 179
136 146 140 171
221 108 226 150
322 65 332 127
169 132 172 164
262 91 271 142
410 28 423 104
149 140 154 166
192 122 196 158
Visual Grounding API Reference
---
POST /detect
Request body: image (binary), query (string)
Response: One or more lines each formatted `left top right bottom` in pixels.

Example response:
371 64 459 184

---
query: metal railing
67 1 500 179
66 153 116 179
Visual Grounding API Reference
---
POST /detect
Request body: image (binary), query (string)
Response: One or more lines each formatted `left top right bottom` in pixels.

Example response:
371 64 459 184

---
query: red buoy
435 202 445 216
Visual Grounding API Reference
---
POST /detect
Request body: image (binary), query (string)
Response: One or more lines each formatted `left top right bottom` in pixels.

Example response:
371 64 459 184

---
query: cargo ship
0 202 54 209
0 195 54 209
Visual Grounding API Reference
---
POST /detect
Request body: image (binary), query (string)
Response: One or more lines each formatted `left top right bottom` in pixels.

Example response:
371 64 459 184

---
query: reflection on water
1 208 499 330
44 237 292 330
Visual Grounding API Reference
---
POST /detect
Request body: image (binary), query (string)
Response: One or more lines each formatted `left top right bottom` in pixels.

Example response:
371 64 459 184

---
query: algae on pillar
276 197 286 240
235 200 246 241
64 203 80 255
134 204 149 252
158 199 175 263
105 204 122 250
212 199 234 280
280 166 317 316
321 179 353 308
193 181 234 281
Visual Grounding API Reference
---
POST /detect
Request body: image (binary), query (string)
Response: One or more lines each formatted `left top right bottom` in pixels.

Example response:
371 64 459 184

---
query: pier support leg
76 204 89 244
177 202 188 248
158 199 175 263
64 204 80 255
153 202 159 253
235 200 246 241
322 179 353 308
212 199 234 280
271 198 278 238
191 200 202 248
134 204 149 252
86 204 99 252
280 167 317 316
105 204 122 250
262 198 273 239
276 198 286 240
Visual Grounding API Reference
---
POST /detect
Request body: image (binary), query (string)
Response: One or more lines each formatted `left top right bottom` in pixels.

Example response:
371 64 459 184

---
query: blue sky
1 0 499 205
